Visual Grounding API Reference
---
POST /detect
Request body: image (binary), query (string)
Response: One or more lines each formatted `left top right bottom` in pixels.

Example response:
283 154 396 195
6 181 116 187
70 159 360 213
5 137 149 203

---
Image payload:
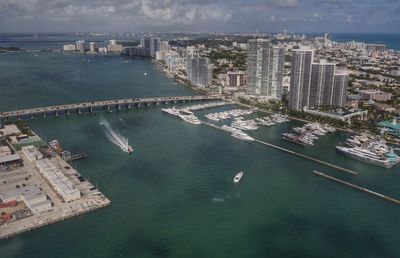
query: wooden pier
313 170 400 206
0 95 223 125
201 122 358 175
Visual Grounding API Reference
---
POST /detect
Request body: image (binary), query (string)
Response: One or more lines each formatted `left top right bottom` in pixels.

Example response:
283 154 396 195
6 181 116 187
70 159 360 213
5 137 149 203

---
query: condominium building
75 40 85 53
89 42 96 53
246 39 285 99
187 57 213 87
288 48 349 111
107 40 122 53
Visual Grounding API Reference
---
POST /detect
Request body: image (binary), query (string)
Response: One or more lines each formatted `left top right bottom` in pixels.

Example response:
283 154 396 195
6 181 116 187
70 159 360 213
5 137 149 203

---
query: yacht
233 172 244 183
161 108 180 117
179 114 201 125
336 146 399 168
231 131 254 142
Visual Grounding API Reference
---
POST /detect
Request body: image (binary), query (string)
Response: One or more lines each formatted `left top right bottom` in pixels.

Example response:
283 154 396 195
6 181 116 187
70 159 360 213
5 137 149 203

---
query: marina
282 122 336 146
336 134 400 168
201 121 358 175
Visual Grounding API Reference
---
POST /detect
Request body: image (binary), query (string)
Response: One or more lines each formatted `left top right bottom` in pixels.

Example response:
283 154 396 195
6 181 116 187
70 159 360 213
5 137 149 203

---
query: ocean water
331 33 400 51
1 52 400 257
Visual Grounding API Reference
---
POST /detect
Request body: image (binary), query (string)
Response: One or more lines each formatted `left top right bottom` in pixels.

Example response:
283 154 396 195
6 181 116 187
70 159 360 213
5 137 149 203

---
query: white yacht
233 172 244 183
231 131 254 142
179 114 201 125
161 108 181 117
336 146 399 168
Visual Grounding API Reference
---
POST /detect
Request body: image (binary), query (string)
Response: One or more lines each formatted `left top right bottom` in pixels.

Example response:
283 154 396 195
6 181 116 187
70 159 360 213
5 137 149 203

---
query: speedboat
233 171 244 183
122 145 134 154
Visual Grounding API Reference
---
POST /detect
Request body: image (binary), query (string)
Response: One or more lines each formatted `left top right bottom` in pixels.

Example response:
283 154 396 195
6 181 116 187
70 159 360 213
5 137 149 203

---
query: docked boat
49 140 64 154
336 146 399 168
179 114 201 125
231 131 254 142
281 133 306 146
233 171 244 183
161 108 181 117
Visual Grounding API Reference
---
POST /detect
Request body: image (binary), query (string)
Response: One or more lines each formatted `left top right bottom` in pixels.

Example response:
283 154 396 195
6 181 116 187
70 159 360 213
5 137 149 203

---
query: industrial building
36 159 81 203
0 185 52 214
21 145 44 162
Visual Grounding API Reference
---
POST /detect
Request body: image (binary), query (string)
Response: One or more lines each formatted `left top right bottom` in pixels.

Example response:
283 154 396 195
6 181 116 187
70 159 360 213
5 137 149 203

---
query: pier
201 122 358 175
313 170 400 206
0 95 223 124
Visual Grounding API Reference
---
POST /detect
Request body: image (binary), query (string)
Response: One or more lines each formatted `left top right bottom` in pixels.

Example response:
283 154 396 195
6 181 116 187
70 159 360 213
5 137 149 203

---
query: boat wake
100 119 133 154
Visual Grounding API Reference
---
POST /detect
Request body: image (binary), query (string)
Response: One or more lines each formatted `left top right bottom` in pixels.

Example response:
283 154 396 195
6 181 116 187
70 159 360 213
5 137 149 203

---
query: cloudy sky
0 0 399 33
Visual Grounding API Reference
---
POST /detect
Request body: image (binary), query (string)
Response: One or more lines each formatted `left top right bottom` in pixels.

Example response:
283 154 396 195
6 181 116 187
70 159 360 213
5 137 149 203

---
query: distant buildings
246 39 285 99
144 37 160 57
98 47 108 54
288 48 349 111
107 40 122 53
63 44 76 52
364 44 386 52
89 42 96 53
187 57 213 88
125 37 160 58
76 40 85 53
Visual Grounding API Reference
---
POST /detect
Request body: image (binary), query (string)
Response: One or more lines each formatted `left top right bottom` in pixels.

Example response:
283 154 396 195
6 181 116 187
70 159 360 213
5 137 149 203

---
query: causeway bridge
0 95 223 126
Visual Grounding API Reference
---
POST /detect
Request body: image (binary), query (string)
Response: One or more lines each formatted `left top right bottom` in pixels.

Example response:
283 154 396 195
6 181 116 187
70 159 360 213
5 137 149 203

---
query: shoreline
0 129 111 241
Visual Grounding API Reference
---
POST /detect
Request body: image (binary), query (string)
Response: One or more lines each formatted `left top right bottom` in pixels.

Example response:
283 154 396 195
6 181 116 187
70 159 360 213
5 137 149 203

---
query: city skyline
0 0 399 33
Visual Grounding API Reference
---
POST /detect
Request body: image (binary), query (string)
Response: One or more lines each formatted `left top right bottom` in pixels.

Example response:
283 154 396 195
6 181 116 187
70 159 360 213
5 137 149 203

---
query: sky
0 0 399 33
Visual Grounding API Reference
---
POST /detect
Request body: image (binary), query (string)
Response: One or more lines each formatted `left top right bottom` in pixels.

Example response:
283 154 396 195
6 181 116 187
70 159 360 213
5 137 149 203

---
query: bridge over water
0 95 224 126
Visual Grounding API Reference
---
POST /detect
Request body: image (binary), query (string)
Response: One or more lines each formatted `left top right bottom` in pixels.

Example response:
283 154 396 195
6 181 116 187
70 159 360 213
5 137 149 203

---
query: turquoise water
1 53 400 257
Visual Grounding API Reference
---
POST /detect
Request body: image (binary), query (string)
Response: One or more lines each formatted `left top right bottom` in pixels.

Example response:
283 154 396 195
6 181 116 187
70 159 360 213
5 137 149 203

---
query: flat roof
0 153 21 164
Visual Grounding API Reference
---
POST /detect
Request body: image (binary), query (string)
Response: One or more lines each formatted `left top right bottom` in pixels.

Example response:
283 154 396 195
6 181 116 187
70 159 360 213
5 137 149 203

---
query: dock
313 170 400 206
201 122 358 175
0 95 223 125
65 153 89 162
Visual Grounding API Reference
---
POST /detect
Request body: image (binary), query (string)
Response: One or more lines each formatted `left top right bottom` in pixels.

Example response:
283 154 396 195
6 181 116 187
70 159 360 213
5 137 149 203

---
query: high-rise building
268 46 285 99
332 70 349 107
246 39 285 99
75 40 85 53
288 49 348 111
227 71 246 87
309 61 335 108
107 40 122 53
187 57 213 88
144 37 160 57
160 41 170 52
288 49 314 111
89 42 96 53
63 44 76 52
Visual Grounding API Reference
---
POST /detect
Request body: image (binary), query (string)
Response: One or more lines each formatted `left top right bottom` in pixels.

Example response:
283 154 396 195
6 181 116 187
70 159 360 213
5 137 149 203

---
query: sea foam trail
100 118 130 153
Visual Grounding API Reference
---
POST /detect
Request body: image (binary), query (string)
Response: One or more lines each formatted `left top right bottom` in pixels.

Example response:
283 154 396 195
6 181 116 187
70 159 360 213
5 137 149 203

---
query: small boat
233 171 244 183
122 145 134 154
144 72 148 76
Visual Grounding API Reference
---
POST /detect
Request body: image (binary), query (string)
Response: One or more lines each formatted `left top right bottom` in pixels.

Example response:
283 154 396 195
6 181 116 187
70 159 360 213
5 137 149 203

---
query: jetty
313 170 400 206
0 95 223 126
201 122 358 175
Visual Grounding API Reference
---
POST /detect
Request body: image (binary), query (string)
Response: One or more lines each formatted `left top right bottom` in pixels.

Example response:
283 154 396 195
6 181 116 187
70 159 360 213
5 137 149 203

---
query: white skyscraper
187 57 213 88
75 40 85 53
89 42 96 53
246 39 285 99
289 49 348 111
